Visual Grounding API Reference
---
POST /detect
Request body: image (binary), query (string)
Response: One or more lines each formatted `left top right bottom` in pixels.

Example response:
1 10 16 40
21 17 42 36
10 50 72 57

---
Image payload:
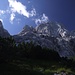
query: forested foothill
0 36 75 75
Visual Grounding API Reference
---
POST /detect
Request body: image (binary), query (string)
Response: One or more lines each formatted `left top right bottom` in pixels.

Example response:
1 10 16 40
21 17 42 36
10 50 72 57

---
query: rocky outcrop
13 22 75 57
0 21 10 38
0 20 75 57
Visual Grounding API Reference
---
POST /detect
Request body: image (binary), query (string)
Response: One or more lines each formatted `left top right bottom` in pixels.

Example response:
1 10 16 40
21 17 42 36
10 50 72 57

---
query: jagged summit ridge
18 25 34 36
13 21 75 57
35 22 69 38
0 21 75 57
18 21 69 38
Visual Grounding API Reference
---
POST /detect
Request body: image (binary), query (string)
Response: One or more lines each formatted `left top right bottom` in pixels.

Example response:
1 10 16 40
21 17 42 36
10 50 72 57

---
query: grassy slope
0 58 75 75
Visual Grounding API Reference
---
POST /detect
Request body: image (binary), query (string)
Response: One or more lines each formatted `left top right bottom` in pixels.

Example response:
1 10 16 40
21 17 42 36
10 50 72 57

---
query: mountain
13 22 75 58
0 21 10 38
0 20 75 57
18 25 34 36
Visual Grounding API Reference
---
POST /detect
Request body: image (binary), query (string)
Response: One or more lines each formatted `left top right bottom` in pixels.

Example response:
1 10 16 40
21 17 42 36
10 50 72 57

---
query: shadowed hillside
0 36 75 75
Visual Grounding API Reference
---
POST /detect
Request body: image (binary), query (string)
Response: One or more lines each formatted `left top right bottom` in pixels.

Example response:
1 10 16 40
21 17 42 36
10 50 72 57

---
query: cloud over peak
35 14 49 25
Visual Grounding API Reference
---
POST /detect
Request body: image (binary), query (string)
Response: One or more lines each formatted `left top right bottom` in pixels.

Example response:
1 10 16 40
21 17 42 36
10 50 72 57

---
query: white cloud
29 8 36 17
8 0 30 17
35 14 49 25
0 0 37 24
0 10 5 15
7 0 36 23
0 9 11 16
10 13 15 24
8 0 36 20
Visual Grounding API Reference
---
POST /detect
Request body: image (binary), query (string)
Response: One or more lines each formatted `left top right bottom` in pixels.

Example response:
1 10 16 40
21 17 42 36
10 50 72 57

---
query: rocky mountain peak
0 21 10 38
0 20 75 57
18 25 34 36
35 21 69 38
23 25 34 31
0 20 3 28
13 21 75 57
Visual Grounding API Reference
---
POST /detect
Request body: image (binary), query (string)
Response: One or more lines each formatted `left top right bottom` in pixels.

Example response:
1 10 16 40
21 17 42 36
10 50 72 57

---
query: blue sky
0 0 75 35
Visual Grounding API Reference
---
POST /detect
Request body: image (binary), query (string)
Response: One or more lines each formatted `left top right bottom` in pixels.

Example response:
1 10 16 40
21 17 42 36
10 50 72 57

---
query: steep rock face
36 22 70 38
0 20 74 57
18 25 34 36
13 22 75 57
0 21 10 38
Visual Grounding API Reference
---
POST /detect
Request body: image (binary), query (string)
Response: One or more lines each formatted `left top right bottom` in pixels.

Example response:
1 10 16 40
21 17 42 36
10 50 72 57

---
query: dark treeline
0 36 60 61
0 36 75 71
